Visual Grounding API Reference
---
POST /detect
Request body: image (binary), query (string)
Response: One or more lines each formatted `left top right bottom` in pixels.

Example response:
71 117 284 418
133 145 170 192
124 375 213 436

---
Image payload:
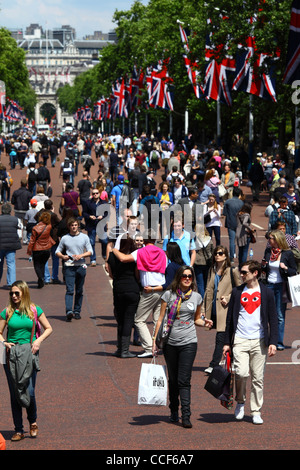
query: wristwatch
201 315 205 322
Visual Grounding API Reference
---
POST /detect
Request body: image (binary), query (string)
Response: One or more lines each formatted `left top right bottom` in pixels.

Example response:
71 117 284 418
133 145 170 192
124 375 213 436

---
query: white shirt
236 285 264 340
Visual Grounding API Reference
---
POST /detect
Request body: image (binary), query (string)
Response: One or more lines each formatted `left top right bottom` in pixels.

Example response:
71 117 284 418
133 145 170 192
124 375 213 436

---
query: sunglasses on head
10 291 20 297
215 251 224 256
181 274 193 279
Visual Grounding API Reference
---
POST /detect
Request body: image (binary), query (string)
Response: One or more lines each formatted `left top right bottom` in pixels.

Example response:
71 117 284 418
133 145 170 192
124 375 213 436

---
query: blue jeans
4 363 37 433
44 245 60 281
227 228 236 260
238 239 250 269
0 250 16 286
267 282 286 348
194 264 209 299
87 228 107 262
64 265 87 315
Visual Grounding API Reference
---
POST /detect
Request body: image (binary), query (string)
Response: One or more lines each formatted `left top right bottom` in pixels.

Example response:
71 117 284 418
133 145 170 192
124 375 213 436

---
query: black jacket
224 281 278 348
0 215 22 251
11 187 32 211
263 248 297 281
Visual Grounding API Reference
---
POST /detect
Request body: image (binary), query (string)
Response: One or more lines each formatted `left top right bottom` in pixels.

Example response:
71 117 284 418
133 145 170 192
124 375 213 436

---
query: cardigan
202 266 241 331
224 281 278 348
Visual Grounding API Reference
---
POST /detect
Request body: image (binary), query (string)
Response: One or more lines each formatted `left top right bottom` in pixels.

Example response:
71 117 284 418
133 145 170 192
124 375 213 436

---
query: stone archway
35 95 62 126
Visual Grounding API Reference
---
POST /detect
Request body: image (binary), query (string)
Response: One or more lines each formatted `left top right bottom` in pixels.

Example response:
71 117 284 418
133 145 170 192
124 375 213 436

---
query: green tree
0 28 36 119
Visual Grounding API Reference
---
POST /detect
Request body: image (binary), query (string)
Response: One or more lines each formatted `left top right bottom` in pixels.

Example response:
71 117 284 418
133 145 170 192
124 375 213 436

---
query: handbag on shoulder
155 308 170 349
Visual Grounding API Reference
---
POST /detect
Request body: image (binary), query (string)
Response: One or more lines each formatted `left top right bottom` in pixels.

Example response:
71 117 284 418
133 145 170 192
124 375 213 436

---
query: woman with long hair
107 237 141 358
0 280 52 441
235 202 253 269
152 266 212 428
194 226 214 298
263 230 297 350
202 245 241 373
27 212 56 289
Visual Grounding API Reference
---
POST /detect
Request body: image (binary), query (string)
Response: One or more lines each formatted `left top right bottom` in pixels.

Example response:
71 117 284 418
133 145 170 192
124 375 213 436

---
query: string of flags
0 98 26 122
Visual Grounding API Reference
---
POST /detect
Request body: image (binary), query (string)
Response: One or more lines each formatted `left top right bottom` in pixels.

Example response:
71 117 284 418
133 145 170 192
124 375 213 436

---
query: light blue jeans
0 250 16 286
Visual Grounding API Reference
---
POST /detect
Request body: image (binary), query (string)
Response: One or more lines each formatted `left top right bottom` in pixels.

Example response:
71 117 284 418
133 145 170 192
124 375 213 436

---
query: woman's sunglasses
10 291 20 297
215 251 225 256
181 274 193 279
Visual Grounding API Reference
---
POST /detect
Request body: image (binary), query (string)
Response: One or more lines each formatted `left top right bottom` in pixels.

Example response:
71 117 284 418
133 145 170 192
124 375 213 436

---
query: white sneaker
234 403 245 420
137 351 153 358
252 414 263 425
204 367 213 374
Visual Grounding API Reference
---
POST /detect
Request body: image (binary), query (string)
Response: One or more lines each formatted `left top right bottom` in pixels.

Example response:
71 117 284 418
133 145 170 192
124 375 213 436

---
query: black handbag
204 212 211 224
204 363 231 400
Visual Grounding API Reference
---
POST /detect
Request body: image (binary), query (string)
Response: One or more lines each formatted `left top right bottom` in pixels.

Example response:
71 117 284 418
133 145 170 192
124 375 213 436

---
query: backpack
28 169 37 185
151 150 159 161
120 184 134 206
63 160 72 173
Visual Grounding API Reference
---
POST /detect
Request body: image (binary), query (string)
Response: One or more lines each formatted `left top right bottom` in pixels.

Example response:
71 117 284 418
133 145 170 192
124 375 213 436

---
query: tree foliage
57 0 296 150
0 28 36 119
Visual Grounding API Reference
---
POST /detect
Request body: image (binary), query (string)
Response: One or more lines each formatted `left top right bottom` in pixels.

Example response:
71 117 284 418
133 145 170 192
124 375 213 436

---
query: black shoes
182 418 192 428
170 411 179 423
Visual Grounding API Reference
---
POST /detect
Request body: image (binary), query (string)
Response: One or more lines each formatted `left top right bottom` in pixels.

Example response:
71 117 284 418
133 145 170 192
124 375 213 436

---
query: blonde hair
6 280 34 321
269 230 289 250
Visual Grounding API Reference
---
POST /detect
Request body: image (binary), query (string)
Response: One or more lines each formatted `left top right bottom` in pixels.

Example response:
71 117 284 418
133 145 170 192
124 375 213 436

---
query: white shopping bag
288 274 300 307
138 358 168 406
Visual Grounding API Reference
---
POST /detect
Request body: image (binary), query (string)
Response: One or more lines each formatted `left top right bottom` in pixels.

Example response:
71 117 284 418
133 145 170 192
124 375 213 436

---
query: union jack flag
178 24 203 99
204 18 236 106
112 77 128 117
147 59 174 111
233 36 278 102
204 46 236 106
283 0 300 85
83 106 91 121
130 66 145 111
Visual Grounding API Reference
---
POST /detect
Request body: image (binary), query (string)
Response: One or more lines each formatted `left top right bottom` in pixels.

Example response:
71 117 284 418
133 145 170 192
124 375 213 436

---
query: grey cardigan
8 343 40 408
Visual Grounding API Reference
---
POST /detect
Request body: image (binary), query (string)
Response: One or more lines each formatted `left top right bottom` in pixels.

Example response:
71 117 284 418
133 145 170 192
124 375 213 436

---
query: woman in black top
107 237 140 358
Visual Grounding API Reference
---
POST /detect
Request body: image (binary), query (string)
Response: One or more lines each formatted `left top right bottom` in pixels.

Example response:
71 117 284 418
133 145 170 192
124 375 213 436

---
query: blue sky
0 0 148 38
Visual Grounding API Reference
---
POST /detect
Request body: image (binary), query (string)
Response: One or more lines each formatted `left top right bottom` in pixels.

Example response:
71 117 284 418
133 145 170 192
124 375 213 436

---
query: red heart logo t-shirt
236 286 264 340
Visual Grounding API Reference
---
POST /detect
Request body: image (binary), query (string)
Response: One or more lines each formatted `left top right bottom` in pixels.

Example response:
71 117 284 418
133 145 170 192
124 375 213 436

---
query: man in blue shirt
111 175 125 224
163 216 196 266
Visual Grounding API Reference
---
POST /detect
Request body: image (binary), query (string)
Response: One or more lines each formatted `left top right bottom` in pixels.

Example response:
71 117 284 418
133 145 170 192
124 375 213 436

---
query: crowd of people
0 126 298 438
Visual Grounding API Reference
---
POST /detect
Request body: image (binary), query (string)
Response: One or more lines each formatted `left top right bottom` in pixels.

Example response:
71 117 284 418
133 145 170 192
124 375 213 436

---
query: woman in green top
0 280 52 442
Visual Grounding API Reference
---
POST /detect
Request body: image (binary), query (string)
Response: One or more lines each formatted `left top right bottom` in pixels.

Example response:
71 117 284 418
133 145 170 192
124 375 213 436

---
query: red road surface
0 146 299 451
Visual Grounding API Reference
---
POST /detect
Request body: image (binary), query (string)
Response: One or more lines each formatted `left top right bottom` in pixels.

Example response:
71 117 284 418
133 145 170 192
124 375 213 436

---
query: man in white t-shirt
223 260 278 425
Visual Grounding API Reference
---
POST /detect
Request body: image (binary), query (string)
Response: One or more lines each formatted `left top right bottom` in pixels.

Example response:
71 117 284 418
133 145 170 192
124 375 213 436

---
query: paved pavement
0 148 299 452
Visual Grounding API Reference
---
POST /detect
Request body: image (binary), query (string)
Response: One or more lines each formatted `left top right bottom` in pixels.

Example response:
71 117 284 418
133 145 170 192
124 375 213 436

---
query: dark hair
241 260 262 278
239 202 253 215
166 242 184 265
212 245 231 275
170 265 197 293
232 187 241 198
119 237 136 254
